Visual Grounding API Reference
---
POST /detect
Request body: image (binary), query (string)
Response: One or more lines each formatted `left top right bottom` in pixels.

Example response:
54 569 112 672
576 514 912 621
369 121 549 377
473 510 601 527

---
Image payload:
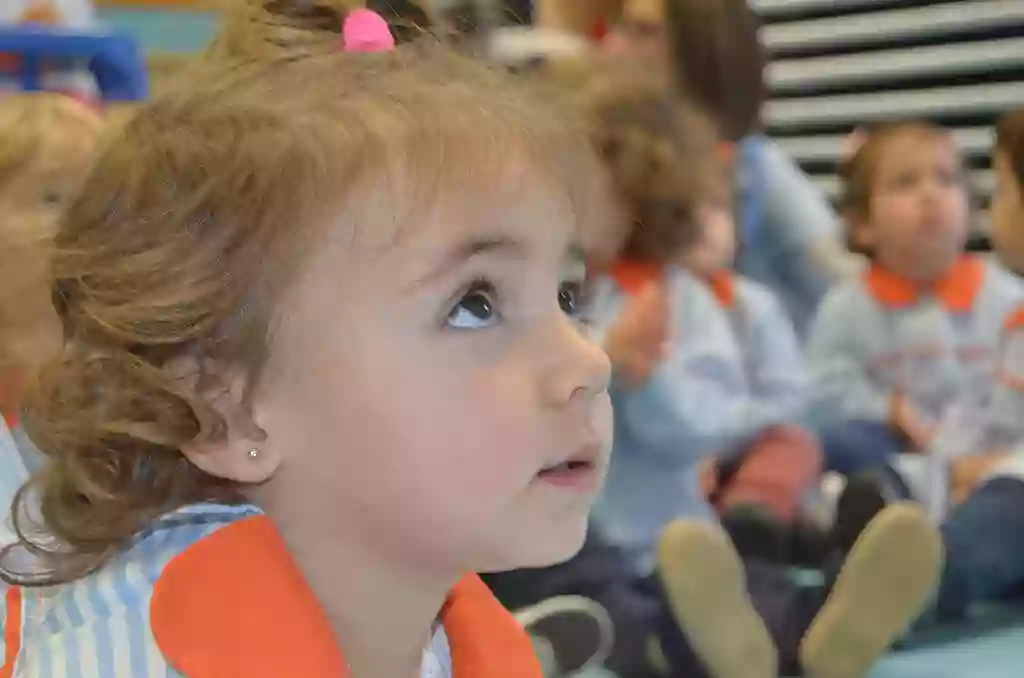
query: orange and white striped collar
149 514 541 678
0 509 541 678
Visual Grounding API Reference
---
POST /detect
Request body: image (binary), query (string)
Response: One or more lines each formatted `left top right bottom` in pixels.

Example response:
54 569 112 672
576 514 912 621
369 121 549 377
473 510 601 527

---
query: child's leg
800 504 942 678
818 421 905 476
936 476 1024 621
714 424 823 522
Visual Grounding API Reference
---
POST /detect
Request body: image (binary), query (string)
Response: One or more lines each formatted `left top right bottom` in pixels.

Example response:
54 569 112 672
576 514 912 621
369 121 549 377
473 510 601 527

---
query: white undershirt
419 625 452 678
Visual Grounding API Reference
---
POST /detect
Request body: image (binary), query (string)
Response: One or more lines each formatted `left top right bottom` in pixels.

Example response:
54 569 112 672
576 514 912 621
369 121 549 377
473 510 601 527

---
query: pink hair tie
342 9 396 53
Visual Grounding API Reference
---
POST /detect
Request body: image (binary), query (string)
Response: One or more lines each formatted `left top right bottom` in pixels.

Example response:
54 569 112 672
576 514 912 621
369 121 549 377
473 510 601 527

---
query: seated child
926 106 1024 623
513 74 942 678
586 73 821 565
808 122 1024 477
0 93 101 472
827 109 1024 631
0 5 621 677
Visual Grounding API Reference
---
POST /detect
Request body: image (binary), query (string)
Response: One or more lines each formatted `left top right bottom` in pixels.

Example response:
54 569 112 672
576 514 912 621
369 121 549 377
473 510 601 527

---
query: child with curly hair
0 3 615 677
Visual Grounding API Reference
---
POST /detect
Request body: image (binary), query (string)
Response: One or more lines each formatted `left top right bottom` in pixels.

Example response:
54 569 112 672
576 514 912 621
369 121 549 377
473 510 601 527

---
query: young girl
808 122 1024 477
0 93 101 479
0 10 616 678
829 111 1024 626
585 74 822 550
512 74 941 678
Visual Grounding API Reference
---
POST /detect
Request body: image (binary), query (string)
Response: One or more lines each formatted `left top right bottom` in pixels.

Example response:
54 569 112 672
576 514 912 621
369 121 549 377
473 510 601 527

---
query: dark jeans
937 476 1024 621
483 528 823 678
818 421 905 477
482 528 662 678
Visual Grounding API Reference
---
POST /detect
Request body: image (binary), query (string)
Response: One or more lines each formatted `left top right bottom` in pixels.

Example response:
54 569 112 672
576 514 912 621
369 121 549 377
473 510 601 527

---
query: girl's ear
169 354 280 485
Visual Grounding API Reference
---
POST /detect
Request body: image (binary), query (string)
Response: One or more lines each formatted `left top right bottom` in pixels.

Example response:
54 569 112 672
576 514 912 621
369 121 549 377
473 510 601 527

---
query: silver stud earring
248 448 260 460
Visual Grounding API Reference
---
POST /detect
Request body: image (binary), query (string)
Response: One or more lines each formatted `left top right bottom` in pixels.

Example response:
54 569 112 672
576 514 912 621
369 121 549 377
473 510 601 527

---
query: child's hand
889 391 935 452
605 282 669 388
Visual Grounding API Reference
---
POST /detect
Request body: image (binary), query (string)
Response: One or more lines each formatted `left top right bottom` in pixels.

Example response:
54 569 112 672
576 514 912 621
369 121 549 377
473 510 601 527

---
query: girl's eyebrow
415 235 527 288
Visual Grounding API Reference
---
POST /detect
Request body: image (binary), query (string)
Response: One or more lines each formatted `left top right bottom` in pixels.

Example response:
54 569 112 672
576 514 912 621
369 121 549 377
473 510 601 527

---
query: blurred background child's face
601 0 668 68
855 133 969 282
991 149 1024 275
0 106 99 400
0 133 96 231
679 201 736 277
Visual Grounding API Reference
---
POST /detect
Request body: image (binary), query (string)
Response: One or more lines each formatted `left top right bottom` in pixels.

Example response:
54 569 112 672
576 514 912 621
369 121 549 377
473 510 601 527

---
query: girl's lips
535 443 604 491
535 460 601 491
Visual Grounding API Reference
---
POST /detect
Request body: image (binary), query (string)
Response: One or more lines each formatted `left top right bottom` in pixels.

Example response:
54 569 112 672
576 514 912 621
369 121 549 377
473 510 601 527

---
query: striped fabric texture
0 423 28 546
0 503 260 678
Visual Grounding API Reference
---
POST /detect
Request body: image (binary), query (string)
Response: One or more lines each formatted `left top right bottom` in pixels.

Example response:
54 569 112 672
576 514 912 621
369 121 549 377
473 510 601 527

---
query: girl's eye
894 172 917 189
446 281 499 330
559 281 584 317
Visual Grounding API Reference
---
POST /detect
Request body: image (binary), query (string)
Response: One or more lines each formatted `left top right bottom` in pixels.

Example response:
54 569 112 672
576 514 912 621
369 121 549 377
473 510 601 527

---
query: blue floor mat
582 620 1024 678
581 609 1024 678
870 622 1024 678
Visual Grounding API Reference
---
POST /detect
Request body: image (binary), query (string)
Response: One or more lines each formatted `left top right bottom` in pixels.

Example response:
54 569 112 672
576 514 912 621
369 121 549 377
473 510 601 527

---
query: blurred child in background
601 0 854 335
587 73 821 564
0 92 101 483
830 108 1024 626
808 122 1024 478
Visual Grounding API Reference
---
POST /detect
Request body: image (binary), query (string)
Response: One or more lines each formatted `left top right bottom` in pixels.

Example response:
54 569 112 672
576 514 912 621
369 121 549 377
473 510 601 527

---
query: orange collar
609 260 662 297
864 256 984 313
609 261 735 306
151 515 541 678
0 370 26 429
705 271 735 307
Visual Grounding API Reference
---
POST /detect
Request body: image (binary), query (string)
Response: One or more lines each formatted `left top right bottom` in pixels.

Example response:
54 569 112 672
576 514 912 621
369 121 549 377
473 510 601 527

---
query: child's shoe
515 595 614 677
800 503 943 678
656 519 777 678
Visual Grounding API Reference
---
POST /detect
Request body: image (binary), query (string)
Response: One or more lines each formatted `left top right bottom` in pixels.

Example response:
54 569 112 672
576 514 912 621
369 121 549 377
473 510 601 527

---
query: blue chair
0 24 147 101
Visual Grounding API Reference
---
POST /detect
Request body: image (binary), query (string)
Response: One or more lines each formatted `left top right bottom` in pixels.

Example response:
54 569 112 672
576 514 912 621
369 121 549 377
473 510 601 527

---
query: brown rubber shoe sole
657 520 777 678
800 503 944 678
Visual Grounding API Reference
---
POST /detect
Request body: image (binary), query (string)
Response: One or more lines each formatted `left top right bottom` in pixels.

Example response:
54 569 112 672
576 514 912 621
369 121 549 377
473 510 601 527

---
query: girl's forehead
397 165 580 254
874 132 955 171
336 142 606 261
883 130 952 157
624 0 664 23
